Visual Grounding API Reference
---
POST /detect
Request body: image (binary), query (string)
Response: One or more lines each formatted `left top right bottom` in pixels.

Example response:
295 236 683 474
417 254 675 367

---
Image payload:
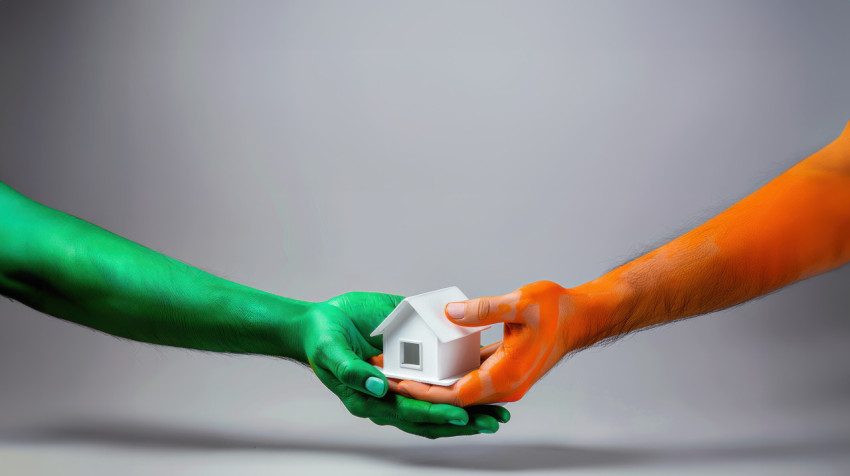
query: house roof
370 286 490 342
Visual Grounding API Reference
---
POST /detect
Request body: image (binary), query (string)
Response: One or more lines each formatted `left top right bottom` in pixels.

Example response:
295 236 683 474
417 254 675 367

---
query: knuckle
532 280 564 296
398 400 425 423
334 358 353 381
469 299 491 321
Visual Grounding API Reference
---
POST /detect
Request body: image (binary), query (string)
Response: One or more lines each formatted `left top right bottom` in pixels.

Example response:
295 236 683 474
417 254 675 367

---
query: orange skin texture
397 121 850 407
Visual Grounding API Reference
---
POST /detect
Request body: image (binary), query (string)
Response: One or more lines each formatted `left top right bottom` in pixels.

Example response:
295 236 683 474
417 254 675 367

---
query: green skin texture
0 181 509 438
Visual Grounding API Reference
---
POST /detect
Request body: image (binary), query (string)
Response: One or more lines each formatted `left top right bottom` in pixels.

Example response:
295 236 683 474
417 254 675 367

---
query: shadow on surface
2 419 849 471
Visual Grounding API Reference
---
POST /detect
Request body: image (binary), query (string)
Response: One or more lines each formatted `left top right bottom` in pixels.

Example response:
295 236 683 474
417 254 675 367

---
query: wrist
564 275 635 352
215 283 314 359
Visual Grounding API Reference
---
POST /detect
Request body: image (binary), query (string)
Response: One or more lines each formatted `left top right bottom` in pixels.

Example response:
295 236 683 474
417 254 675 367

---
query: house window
400 340 422 370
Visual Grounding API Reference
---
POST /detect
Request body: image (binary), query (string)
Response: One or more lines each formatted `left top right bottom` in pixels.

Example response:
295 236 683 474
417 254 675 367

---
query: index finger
396 377 468 407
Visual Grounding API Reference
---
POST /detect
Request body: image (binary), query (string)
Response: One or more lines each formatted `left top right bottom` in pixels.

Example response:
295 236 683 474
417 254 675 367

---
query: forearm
568 122 850 349
0 182 311 357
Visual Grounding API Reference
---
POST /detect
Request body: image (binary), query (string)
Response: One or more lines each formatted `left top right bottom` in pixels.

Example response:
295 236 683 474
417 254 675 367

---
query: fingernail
448 419 467 426
445 303 464 319
365 376 386 397
478 428 496 434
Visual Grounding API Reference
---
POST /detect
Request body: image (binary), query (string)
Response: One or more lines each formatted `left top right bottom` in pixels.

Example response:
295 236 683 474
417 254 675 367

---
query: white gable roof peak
370 287 490 342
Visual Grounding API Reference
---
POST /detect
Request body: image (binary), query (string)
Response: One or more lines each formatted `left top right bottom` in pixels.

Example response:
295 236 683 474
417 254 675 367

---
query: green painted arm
0 181 507 437
0 181 305 355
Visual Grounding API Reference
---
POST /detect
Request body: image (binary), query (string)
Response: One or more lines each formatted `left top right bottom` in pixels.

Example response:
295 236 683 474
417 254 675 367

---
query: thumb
444 291 520 326
319 346 389 398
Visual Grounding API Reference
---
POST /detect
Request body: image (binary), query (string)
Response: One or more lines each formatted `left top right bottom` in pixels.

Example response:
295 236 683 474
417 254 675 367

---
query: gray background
1 1 849 474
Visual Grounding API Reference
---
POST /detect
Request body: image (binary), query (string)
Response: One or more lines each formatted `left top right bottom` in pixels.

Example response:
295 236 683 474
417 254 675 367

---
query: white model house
371 287 489 386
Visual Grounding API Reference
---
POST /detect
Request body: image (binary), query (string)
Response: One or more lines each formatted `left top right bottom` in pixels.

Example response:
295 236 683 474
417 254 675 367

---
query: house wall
436 333 481 380
383 313 438 379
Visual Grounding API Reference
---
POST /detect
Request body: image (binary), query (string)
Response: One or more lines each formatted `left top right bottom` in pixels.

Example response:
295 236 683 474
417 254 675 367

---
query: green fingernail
449 419 467 426
365 376 386 397
478 428 496 434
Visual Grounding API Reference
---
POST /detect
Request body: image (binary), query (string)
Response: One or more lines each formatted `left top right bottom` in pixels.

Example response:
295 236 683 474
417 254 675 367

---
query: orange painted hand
394 280 576 406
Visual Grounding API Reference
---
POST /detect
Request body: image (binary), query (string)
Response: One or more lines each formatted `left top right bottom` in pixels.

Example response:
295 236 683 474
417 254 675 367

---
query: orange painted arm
577 120 850 346
398 121 850 406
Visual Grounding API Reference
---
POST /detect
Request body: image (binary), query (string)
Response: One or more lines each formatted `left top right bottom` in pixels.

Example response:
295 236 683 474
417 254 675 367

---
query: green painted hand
297 292 510 438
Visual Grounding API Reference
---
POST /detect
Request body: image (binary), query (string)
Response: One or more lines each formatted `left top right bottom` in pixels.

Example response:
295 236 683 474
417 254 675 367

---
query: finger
467 405 511 423
397 379 464 406
394 394 470 425
315 362 472 425
470 412 500 434
355 392 468 425
369 412 500 439
368 354 384 368
317 344 388 398
444 291 521 326
368 418 473 439
480 342 502 361
386 378 407 396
